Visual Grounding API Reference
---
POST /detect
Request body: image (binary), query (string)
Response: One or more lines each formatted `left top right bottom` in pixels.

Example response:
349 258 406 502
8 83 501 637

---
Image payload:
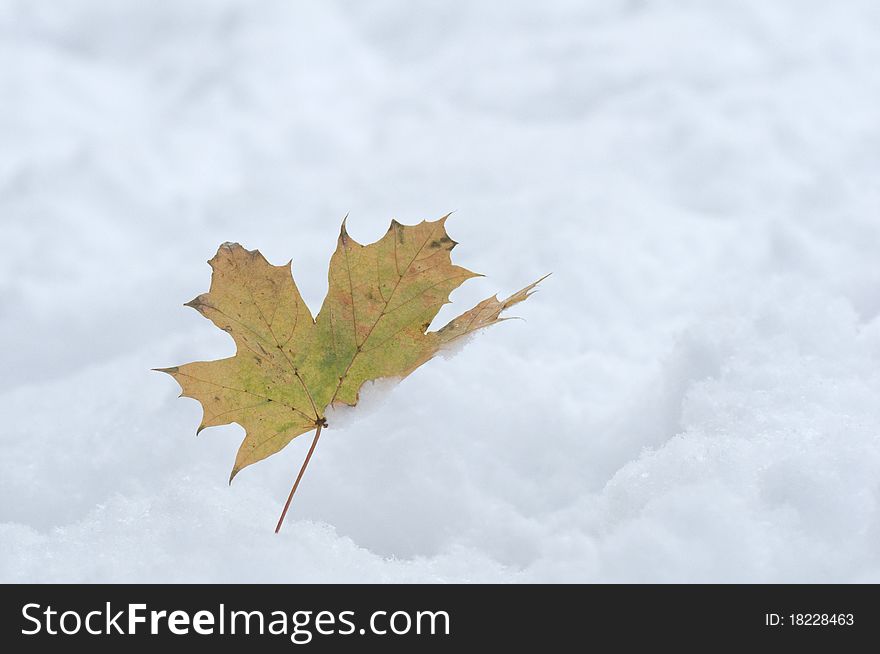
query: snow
3 0 880 582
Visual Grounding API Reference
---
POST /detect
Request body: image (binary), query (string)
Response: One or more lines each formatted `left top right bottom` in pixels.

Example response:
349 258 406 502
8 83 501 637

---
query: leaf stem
274 423 322 533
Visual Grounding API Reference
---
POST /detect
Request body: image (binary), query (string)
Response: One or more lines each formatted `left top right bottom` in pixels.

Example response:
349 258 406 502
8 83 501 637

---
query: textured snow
3 0 880 583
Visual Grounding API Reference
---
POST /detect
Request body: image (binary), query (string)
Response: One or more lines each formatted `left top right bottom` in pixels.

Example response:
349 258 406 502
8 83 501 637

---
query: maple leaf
156 215 545 531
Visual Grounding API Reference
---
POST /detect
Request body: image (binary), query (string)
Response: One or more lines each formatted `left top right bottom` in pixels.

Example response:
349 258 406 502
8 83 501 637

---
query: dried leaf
157 215 545 484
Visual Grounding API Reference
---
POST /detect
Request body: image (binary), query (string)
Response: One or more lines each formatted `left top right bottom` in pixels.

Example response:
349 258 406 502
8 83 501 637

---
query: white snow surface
2 0 880 583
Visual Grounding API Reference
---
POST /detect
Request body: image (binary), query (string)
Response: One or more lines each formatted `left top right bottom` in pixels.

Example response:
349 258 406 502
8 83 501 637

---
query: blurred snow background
2 0 880 582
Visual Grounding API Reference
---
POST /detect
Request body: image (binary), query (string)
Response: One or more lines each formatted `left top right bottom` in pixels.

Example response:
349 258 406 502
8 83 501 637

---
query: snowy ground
2 0 880 582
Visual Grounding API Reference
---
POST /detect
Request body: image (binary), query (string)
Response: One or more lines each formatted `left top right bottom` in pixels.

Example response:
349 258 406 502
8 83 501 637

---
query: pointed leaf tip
437 211 454 226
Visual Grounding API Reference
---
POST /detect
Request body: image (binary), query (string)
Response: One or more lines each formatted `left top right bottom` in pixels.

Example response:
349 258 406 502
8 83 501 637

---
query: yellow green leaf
157 215 544 483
